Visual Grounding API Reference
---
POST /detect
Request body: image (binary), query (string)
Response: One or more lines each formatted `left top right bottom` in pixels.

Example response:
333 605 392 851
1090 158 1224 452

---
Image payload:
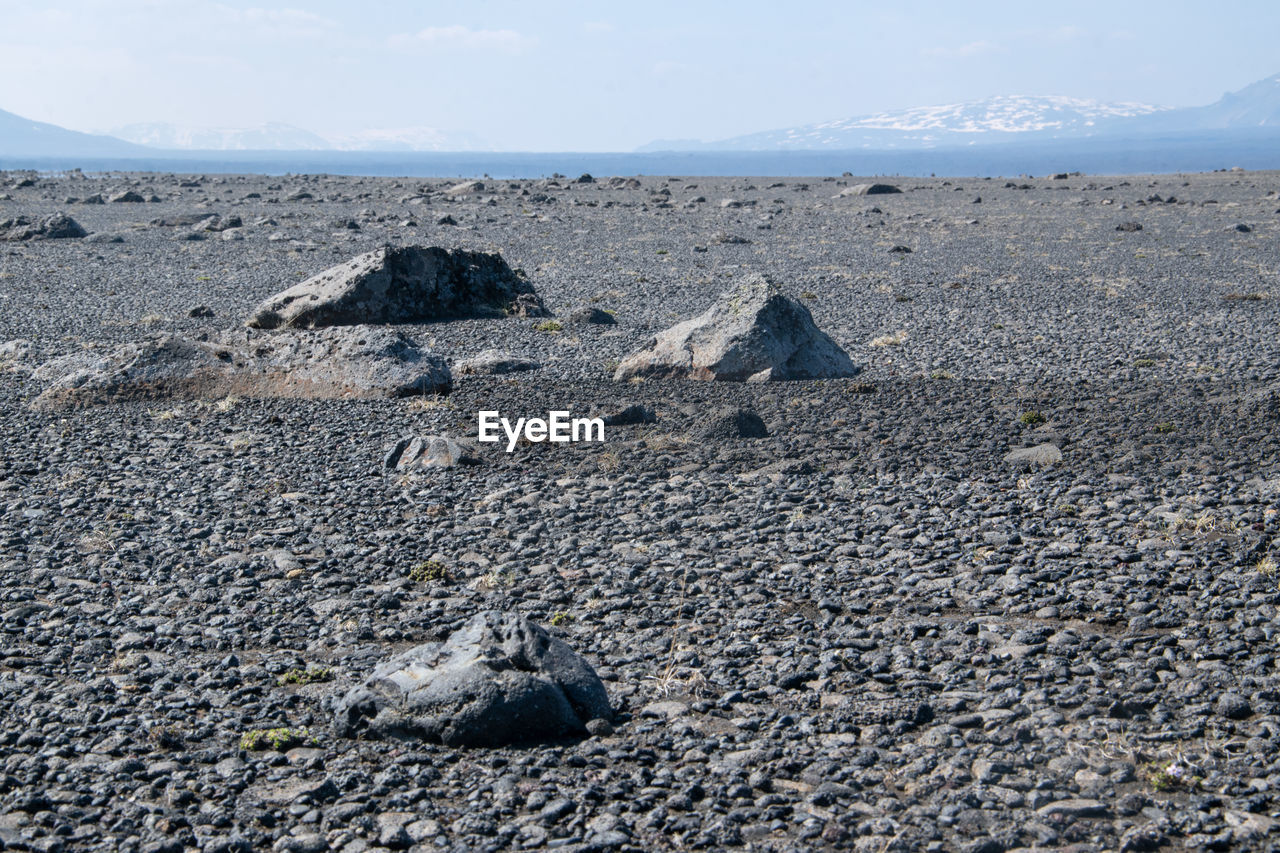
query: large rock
1004 443 1063 467
839 183 902 196
246 245 546 330
0 339 33 372
0 214 87 241
443 180 484 197
700 407 769 440
384 435 477 470
600 403 656 426
613 275 859 382
566 306 616 326
333 611 611 746
32 327 451 409
455 349 540 376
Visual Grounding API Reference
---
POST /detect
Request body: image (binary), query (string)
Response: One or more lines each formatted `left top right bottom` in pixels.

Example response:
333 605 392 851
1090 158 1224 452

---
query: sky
3 0 1278 151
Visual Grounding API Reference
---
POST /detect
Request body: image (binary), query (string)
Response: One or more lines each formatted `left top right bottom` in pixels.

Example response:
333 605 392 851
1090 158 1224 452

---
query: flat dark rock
0 213 86 241
32 327 451 409
246 245 547 329
840 183 902 196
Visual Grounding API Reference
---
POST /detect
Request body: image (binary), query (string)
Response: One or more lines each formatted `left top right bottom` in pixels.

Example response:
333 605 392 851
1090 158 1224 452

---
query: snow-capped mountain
642 96 1169 151
804 95 1165 135
639 74 1280 151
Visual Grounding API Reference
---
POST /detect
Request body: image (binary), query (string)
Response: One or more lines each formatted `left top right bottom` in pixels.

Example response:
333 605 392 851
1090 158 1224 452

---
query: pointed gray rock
614 275 859 382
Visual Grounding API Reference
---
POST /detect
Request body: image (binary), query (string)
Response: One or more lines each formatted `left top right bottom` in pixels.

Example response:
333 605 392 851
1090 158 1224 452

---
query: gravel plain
2 168 1280 852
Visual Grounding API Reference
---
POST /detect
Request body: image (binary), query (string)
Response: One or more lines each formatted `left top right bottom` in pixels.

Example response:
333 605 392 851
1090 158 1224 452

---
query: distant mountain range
0 108 150 158
1 72 1278 177
638 72 1280 151
106 122 490 152
108 121 332 151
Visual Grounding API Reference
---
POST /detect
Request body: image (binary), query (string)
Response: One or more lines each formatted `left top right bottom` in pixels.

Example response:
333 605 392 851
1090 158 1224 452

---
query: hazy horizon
4 0 1279 152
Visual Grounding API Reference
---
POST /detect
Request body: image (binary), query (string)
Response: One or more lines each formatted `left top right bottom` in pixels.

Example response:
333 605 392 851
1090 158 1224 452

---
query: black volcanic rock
567 306 616 325
840 183 903 196
699 407 769 439
333 611 611 746
0 213 86 241
246 245 546 329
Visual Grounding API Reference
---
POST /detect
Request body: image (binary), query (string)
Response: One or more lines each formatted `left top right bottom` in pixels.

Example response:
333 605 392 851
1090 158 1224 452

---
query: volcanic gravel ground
1 169 1280 851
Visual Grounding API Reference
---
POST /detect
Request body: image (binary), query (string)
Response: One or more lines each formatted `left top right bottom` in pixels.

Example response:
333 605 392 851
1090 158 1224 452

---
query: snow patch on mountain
822 96 1168 134
638 94 1181 151
730 96 1172 150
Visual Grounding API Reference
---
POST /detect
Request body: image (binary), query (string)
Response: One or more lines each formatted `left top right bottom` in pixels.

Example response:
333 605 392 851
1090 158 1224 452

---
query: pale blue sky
3 0 1277 150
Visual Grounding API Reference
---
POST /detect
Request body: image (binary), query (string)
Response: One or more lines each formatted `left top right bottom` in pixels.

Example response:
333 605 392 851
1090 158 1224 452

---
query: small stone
566 306 616 325
115 632 148 650
640 700 690 719
586 717 614 736
1035 798 1107 818
699 408 769 440
540 797 575 824
384 435 477 470
456 350 540 376
602 404 656 426
972 759 1010 783
444 180 483 196
1217 693 1253 720
272 835 327 853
